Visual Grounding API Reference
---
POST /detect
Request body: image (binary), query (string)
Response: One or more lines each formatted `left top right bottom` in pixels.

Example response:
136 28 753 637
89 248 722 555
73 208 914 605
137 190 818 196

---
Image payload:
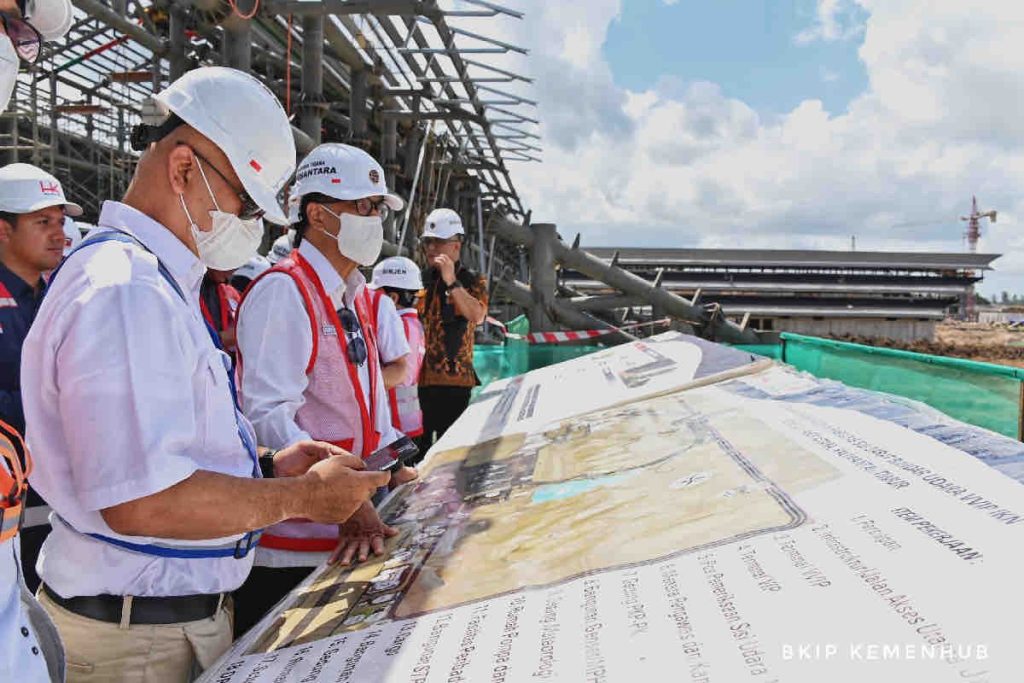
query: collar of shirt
0 261 42 305
298 240 366 310
97 201 206 299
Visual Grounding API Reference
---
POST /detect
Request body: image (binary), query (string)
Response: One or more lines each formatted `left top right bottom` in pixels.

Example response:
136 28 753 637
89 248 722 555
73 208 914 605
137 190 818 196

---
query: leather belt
41 584 224 625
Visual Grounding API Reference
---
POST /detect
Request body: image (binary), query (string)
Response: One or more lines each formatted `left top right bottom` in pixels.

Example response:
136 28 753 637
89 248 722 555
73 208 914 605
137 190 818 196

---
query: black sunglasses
191 149 265 221
337 307 368 366
1 12 41 64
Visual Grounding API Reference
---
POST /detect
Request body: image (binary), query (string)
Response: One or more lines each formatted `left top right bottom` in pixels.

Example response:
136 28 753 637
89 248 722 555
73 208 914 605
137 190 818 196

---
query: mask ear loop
318 204 344 240
191 152 223 213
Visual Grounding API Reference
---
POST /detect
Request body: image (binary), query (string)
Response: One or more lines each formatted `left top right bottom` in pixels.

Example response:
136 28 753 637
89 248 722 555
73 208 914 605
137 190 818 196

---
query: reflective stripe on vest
0 419 30 544
242 253 383 553
47 230 262 559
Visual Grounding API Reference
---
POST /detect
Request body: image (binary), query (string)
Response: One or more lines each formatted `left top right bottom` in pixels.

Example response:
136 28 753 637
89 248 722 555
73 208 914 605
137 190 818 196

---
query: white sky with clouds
450 0 1024 298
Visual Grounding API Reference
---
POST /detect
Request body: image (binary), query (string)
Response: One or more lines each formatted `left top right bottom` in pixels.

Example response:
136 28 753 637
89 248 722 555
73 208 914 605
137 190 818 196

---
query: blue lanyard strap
49 229 262 559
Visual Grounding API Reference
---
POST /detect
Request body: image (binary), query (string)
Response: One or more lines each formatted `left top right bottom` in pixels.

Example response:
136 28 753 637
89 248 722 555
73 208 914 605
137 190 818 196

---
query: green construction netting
780 333 1024 440
473 340 604 398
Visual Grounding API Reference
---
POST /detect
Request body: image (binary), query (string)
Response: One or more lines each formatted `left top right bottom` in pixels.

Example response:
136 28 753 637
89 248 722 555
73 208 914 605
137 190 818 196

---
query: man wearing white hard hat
22 68 389 681
368 256 426 441
61 215 81 256
230 253 270 292
234 142 416 634
415 208 488 458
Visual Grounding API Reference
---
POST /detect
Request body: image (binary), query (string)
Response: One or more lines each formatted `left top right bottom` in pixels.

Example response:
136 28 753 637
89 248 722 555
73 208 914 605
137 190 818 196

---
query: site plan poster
201 333 1021 682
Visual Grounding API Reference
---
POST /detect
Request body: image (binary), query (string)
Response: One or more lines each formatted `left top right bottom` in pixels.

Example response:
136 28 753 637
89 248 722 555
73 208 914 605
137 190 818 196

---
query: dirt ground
838 322 1024 369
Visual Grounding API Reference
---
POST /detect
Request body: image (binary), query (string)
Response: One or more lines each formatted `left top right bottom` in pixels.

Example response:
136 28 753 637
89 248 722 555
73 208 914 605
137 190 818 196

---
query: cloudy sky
451 0 1024 299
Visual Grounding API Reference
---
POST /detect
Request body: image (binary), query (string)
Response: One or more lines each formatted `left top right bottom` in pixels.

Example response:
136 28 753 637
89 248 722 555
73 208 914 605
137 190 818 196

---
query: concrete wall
765 318 937 342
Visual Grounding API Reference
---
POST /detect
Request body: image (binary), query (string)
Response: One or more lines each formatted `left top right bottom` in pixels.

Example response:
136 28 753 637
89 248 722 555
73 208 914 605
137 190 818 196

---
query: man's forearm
101 470 310 540
449 286 486 324
382 355 409 389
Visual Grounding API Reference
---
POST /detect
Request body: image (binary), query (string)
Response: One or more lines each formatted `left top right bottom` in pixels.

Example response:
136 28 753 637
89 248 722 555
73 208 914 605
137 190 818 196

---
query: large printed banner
201 333 1024 682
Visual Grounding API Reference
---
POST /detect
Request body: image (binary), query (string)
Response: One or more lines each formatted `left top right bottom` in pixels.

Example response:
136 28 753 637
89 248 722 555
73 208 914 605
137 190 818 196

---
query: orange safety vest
0 419 30 544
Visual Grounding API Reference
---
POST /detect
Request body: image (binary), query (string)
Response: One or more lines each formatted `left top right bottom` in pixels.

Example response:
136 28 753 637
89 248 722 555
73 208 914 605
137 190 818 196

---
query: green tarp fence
779 333 1024 440
473 340 603 399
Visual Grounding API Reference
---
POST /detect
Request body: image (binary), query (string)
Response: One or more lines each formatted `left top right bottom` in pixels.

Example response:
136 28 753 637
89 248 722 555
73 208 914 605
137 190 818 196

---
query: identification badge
322 322 338 337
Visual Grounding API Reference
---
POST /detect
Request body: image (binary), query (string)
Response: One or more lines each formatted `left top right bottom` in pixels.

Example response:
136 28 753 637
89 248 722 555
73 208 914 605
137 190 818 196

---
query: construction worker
368 256 426 440
0 164 82 598
234 142 413 635
416 208 488 457
62 216 82 256
200 269 241 355
21 67 390 681
1 3 83 681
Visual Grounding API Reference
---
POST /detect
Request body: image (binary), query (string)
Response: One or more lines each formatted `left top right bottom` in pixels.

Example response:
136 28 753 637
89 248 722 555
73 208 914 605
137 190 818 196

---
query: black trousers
414 385 472 463
231 565 314 638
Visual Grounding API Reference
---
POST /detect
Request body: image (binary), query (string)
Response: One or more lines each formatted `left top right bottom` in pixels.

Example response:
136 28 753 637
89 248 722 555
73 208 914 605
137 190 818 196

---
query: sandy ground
838 322 1024 369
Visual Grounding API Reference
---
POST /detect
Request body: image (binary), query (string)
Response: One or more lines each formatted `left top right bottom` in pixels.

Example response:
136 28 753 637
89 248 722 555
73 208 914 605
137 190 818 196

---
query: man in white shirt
21 68 390 682
234 143 414 635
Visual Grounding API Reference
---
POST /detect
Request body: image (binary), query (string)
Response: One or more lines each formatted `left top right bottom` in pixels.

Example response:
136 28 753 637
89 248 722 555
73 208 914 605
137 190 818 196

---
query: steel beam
299 15 325 144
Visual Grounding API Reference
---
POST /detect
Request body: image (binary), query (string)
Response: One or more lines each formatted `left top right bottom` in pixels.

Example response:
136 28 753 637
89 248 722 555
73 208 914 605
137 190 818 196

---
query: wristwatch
259 449 277 479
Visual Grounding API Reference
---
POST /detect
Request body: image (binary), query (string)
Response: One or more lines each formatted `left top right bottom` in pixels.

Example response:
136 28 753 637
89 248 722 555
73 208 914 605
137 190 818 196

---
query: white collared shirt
237 240 401 451
369 288 411 364
22 201 258 598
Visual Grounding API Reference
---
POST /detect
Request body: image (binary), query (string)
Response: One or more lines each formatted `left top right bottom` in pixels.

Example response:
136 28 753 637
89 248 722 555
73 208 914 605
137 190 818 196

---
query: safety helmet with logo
24 0 75 41
138 67 295 225
291 143 404 212
421 208 464 240
370 256 422 292
267 230 295 265
0 163 83 217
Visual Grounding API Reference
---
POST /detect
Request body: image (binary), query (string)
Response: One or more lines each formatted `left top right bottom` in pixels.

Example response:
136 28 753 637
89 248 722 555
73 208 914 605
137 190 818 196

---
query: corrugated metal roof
561 278 969 296
584 248 1000 271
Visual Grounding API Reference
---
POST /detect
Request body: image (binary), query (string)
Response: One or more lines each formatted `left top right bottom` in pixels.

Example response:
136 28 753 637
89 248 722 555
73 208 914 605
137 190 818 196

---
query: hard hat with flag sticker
144 67 295 225
291 143 404 211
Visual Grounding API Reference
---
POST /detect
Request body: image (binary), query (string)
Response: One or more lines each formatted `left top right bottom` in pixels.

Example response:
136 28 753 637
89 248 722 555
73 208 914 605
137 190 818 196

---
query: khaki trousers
37 590 233 683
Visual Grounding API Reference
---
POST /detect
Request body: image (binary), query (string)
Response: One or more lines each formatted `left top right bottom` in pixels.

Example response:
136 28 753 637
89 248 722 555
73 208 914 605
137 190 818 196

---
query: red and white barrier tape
503 318 671 344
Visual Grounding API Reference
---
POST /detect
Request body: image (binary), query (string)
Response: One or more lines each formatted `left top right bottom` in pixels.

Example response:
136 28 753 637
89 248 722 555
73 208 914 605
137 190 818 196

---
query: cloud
795 0 867 45
455 0 1024 295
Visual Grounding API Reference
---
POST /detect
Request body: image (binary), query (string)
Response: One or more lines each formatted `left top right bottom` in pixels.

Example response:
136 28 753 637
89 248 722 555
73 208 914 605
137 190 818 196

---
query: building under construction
0 0 1000 345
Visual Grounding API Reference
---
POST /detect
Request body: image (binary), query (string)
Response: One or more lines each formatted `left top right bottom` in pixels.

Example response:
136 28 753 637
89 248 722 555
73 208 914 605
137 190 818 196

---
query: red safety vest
239 252 384 553
364 288 424 437
0 419 30 544
200 282 241 348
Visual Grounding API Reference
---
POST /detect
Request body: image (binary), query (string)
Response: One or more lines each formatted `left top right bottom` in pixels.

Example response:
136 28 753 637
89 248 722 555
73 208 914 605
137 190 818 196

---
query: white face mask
0 36 17 113
179 155 264 270
321 206 383 267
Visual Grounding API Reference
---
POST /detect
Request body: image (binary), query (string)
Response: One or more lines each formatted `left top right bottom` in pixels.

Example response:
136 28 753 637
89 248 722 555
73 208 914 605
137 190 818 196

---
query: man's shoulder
49 238 166 302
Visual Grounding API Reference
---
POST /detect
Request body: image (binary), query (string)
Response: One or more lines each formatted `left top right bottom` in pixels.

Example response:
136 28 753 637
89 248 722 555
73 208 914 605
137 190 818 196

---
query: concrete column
349 67 368 145
528 223 558 332
299 15 325 144
169 4 188 81
222 1 254 72
382 117 398 242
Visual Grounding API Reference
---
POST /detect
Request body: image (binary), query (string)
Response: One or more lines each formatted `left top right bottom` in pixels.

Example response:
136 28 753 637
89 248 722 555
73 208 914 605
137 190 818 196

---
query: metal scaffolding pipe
168 4 188 81
299 15 325 144
490 217 760 343
73 0 167 55
496 277 637 344
349 67 368 143
528 222 557 332
222 3 254 72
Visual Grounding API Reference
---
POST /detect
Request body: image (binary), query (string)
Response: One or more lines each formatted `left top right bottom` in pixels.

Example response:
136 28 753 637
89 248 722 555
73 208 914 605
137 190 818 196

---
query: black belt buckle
233 530 259 559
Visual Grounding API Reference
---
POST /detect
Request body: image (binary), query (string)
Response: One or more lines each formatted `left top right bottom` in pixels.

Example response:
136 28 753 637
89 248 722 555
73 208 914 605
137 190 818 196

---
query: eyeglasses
351 196 390 222
0 12 41 64
336 306 368 366
421 236 462 248
191 149 265 221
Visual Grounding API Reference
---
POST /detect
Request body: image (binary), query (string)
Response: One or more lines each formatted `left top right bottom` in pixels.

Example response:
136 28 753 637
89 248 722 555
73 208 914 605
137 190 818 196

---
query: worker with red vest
200 269 242 354
234 142 414 636
368 256 425 440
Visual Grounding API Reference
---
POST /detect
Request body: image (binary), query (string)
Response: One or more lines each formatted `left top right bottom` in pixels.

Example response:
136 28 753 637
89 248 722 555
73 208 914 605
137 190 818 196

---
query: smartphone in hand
364 436 419 473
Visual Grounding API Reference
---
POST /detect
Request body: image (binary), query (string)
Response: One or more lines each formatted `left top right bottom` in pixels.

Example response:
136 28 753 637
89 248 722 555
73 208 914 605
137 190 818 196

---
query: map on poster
201 333 1024 683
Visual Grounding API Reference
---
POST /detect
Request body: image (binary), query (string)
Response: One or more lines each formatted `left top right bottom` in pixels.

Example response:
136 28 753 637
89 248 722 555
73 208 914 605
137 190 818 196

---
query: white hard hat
291 143 404 211
267 230 294 264
0 163 83 217
421 208 464 240
25 0 74 41
235 254 271 281
62 216 82 256
153 67 295 225
371 256 422 291
286 192 300 225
